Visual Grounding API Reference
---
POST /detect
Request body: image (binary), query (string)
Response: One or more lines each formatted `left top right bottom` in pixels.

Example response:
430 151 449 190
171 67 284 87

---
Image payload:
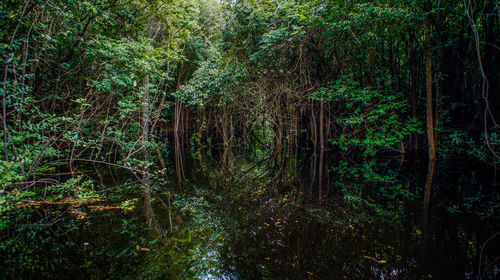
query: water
2 148 499 279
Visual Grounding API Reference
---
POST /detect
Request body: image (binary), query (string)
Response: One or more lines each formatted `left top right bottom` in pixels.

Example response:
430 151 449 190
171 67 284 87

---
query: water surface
3 148 499 279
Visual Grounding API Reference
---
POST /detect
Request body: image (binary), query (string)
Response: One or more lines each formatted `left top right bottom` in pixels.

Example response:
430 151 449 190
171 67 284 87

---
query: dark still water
2 148 499 279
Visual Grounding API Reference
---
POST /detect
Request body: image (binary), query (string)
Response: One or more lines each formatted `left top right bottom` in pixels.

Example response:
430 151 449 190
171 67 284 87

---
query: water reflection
182 148 499 279
3 148 498 279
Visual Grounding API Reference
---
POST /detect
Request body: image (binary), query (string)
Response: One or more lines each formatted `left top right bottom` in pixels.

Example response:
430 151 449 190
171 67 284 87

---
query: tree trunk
434 60 441 146
319 101 325 150
423 15 436 254
141 74 160 232
425 15 436 163
141 75 150 172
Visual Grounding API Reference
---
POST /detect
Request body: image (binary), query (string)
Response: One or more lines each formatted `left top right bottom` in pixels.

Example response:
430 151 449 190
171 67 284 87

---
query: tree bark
423 15 436 254
425 15 436 163
141 74 158 232
142 75 150 170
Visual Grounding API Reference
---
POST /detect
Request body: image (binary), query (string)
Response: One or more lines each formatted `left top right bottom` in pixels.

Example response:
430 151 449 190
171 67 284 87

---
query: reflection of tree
422 157 435 256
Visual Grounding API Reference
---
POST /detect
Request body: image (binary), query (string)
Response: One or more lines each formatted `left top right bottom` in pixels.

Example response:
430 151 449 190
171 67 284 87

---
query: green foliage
314 77 420 157
176 53 246 108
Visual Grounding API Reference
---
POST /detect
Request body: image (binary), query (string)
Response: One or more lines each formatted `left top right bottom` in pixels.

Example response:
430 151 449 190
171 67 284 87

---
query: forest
0 0 499 279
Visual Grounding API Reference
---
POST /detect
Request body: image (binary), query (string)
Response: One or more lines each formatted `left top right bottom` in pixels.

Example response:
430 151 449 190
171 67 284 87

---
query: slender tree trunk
434 60 441 146
142 75 150 172
318 100 325 199
141 74 159 232
2 64 9 161
174 68 185 184
311 101 317 152
222 107 228 147
295 111 299 148
423 15 436 254
174 99 185 184
319 101 325 150
150 88 167 173
408 28 418 150
309 152 317 196
318 146 324 200
425 15 436 164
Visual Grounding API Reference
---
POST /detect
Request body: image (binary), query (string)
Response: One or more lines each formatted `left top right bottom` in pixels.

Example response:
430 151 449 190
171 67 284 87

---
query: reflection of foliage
216 181 413 279
447 188 500 220
0 182 226 279
139 191 224 279
330 157 417 218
